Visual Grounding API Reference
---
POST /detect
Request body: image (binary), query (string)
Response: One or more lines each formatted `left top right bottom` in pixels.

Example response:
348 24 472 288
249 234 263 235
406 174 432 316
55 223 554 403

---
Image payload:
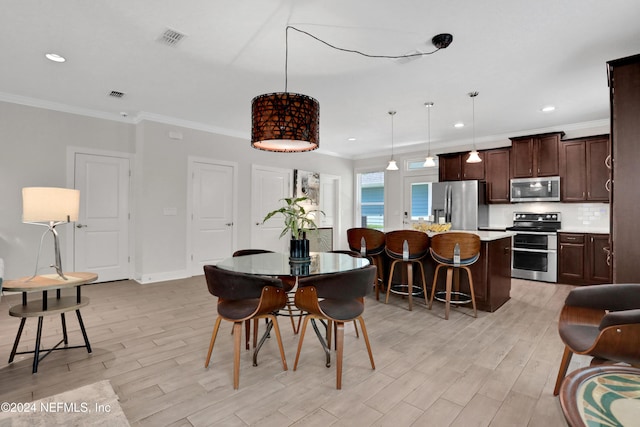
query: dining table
217 251 370 366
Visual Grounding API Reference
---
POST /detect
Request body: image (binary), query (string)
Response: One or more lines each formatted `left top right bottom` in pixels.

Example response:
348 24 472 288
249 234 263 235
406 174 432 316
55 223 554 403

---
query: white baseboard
136 269 190 284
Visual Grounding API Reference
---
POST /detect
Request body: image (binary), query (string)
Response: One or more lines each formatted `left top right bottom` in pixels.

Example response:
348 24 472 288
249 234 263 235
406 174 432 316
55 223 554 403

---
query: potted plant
263 196 324 261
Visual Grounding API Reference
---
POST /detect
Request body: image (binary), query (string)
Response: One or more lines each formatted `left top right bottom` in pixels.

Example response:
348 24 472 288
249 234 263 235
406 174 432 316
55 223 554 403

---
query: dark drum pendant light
251 27 319 152
251 92 319 152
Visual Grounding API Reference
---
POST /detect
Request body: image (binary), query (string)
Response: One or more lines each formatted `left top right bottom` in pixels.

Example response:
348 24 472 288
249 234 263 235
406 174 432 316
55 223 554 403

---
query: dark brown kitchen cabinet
559 135 610 202
510 132 563 178
558 233 586 284
588 233 612 284
439 154 462 181
438 152 485 181
558 232 611 285
608 54 640 283
484 148 511 203
559 140 586 202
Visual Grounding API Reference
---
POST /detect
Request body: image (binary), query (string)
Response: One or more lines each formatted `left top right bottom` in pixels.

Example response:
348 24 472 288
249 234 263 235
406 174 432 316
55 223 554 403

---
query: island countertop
426 230 515 241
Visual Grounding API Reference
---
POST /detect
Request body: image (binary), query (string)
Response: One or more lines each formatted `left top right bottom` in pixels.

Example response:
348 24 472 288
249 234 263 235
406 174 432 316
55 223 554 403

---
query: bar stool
384 230 429 311
428 232 480 320
347 228 386 300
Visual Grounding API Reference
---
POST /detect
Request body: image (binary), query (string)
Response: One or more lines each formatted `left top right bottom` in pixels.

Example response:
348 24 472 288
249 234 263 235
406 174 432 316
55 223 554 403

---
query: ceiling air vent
108 90 126 98
158 28 186 47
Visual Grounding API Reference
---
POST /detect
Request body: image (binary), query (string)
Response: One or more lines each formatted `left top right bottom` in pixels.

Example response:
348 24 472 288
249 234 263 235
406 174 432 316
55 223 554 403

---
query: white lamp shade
22 187 80 223
386 159 399 171
466 150 482 163
424 156 436 167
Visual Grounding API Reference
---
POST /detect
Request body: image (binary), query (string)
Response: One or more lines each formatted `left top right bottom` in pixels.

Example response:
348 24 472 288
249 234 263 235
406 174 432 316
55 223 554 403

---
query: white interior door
74 153 130 282
251 165 292 252
189 160 236 275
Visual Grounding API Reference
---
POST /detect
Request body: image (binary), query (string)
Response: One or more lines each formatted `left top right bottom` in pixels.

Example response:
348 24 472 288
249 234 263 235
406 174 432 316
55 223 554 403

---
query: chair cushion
218 298 261 320
319 299 364 321
559 323 600 353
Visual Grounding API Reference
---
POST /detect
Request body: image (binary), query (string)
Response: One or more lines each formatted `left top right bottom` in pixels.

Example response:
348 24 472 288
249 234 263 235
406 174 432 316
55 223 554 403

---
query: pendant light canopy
466 91 482 163
386 111 399 171
423 102 436 167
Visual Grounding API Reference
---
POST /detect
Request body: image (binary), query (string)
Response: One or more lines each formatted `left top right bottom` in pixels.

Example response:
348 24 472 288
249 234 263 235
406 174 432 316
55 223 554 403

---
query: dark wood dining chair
428 232 480 320
384 230 430 311
293 265 377 389
347 228 386 300
552 283 640 396
203 265 288 389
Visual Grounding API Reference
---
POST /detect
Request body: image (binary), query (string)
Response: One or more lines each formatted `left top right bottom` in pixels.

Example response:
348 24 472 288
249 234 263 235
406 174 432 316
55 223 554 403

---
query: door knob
76 224 87 228
225 222 233 226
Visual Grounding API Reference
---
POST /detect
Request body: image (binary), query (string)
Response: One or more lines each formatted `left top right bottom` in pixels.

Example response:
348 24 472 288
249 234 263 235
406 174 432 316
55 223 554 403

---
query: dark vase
289 238 310 262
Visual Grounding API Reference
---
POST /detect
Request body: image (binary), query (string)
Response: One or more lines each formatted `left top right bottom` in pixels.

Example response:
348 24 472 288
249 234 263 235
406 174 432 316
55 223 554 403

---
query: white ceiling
2 0 639 159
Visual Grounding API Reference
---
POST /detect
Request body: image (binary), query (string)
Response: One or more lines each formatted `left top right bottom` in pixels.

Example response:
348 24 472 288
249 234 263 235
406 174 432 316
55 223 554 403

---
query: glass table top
216 252 369 277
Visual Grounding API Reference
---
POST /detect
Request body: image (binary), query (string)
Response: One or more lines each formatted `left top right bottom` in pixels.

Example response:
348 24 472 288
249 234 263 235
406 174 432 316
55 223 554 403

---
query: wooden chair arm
294 286 322 315
255 286 287 314
600 308 640 330
588 323 640 365
559 304 605 328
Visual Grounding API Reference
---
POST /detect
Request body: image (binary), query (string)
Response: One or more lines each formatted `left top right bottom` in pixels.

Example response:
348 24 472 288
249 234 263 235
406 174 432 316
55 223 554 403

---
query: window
356 171 384 229
411 182 431 220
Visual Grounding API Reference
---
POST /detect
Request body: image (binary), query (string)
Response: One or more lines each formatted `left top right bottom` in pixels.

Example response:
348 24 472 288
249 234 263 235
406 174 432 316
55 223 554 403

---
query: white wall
0 101 135 279
0 101 355 281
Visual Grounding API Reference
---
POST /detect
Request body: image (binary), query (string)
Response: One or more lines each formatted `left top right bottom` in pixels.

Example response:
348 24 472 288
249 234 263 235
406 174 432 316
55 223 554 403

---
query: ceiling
2 0 639 159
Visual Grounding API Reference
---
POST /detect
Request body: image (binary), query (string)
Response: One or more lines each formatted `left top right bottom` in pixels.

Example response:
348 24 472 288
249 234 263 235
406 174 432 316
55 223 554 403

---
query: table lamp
22 187 80 280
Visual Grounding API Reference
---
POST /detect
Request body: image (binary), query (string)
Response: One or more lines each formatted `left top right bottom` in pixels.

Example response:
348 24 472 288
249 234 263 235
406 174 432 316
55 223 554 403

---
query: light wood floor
0 276 588 426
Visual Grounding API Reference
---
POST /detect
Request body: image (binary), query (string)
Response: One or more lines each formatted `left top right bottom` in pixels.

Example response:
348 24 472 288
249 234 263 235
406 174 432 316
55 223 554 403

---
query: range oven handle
511 247 556 254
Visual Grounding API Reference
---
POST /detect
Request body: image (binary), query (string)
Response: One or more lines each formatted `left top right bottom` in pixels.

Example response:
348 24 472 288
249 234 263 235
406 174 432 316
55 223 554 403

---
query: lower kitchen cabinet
558 232 611 285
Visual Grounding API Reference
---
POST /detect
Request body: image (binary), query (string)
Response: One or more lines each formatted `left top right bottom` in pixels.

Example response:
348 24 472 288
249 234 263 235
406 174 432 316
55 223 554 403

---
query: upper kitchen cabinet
510 132 564 178
608 54 640 283
438 152 485 181
484 148 511 203
559 135 610 202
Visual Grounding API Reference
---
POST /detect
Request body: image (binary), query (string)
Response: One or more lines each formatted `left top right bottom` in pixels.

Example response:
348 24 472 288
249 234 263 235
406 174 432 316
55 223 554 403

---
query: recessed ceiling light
454 122 465 128
541 105 556 112
347 137 357 141
45 53 66 63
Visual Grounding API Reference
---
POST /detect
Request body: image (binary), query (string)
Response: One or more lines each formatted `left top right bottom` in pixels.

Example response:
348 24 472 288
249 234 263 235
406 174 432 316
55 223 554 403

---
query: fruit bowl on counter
412 222 452 233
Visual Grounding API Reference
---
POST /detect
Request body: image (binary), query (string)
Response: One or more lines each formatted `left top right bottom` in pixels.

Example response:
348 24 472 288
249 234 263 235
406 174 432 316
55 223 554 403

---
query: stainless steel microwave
510 176 560 202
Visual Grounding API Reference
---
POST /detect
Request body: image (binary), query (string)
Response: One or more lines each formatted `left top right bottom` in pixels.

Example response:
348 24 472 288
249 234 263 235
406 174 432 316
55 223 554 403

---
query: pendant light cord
285 25 446 92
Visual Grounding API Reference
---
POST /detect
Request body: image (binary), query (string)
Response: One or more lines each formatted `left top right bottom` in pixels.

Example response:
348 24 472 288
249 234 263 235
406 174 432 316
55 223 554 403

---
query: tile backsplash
488 202 610 232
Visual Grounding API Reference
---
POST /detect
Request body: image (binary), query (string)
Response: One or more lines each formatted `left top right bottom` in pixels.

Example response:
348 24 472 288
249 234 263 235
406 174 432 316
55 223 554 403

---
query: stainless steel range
506 212 561 283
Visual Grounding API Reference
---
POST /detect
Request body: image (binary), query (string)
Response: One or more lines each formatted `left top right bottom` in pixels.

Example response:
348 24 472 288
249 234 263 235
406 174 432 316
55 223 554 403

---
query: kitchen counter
558 227 609 234
427 230 515 241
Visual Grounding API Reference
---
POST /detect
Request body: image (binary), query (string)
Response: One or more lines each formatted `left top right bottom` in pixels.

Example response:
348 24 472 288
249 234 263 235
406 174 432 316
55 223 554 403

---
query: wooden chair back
347 228 386 255
385 230 429 260
203 264 283 301
430 232 481 265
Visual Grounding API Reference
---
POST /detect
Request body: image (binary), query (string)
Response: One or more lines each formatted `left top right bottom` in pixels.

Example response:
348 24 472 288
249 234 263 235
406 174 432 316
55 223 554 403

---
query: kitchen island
399 230 514 312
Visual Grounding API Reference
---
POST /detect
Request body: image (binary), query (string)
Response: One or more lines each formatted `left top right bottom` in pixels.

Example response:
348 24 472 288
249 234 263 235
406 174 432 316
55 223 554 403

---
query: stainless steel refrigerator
431 180 488 230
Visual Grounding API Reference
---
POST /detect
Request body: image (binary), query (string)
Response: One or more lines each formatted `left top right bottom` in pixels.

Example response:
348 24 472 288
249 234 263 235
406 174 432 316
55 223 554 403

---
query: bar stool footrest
390 284 424 297
434 291 472 305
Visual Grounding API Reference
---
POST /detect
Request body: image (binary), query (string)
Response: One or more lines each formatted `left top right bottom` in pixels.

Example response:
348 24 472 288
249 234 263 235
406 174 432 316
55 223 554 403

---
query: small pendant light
466 91 482 163
386 110 399 171
423 102 436 167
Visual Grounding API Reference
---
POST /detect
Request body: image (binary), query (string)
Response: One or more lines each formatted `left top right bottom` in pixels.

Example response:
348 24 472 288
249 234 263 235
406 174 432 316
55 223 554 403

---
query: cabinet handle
605 179 611 192
603 247 611 266
605 155 612 169
582 192 585 198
